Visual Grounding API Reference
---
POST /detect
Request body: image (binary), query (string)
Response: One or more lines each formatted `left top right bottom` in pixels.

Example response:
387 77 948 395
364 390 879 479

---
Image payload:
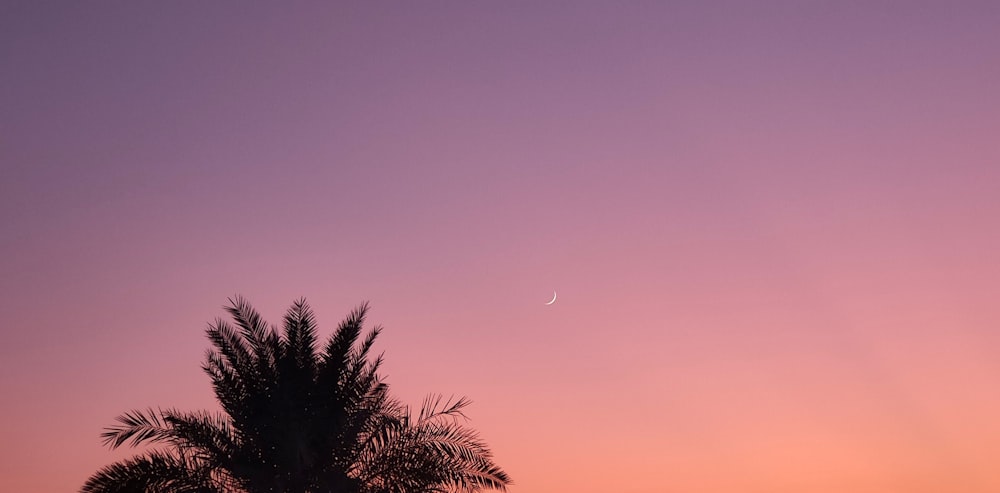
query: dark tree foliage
82 297 511 493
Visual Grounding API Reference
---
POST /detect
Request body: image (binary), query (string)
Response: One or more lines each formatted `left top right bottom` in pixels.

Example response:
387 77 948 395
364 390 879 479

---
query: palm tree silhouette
82 297 511 493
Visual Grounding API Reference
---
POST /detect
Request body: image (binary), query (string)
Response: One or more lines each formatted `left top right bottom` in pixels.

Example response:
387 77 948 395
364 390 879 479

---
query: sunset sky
3 2 1000 492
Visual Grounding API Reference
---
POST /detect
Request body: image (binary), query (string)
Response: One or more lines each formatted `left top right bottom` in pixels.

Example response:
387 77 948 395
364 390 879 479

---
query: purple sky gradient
3 2 1000 491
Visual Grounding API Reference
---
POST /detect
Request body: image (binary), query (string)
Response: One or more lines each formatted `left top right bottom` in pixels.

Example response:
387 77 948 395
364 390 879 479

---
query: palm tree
82 297 511 493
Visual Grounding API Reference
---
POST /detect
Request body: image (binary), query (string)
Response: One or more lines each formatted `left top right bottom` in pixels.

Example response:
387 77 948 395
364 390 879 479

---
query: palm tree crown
83 297 511 493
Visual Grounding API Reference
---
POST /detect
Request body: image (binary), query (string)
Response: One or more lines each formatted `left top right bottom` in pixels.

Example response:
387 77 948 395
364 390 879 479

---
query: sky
2 1 1000 491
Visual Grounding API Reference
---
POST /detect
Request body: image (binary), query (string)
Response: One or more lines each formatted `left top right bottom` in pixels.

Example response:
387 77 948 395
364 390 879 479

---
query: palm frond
283 297 318 369
320 302 369 379
81 449 221 493
160 409 238 461
101 408 170 449
204 318 252 375
225 296 274 367
418 394 472 424
356 394 510 493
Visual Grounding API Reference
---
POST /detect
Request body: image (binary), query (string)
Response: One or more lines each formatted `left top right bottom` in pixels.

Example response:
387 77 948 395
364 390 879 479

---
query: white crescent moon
545 291 557 305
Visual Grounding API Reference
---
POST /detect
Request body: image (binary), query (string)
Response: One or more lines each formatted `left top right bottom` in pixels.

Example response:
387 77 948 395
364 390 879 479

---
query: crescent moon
545 291 557 305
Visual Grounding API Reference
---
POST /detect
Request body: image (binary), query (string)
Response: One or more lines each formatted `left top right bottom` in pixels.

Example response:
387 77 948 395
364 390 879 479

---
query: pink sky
3 2 1000 491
